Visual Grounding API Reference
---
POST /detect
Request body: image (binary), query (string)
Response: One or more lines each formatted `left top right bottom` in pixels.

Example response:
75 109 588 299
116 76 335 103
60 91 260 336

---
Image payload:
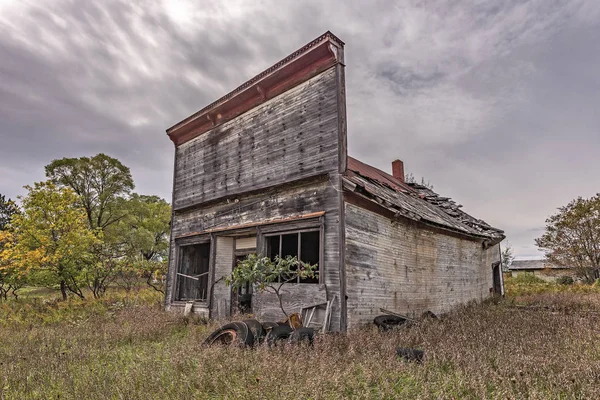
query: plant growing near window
225 253 317 321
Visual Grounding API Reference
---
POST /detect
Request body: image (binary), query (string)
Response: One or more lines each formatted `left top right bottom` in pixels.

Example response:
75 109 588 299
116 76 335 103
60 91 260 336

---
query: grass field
1 278 600 399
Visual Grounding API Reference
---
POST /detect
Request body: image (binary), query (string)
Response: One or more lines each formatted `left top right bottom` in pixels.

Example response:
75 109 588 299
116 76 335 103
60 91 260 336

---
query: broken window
175 242 210 301
266 230 320 283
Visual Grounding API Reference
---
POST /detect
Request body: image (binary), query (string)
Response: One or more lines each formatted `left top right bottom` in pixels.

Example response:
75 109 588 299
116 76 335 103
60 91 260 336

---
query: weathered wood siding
345 202 500 329
253 284 328 322
172 67 339 210
166 58 346 329
212 236 234 318
169 175 343 329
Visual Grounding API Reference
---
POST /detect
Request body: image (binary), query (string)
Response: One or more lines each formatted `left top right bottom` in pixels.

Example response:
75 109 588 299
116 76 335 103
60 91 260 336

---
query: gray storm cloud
1 0 599 258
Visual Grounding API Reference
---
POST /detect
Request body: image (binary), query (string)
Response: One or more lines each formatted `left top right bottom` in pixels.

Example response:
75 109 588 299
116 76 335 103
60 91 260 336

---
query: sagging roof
509 260 571 270
344 156 505 243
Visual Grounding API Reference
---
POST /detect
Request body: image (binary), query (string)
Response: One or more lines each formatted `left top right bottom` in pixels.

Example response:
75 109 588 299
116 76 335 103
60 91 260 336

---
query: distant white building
509 260 574 282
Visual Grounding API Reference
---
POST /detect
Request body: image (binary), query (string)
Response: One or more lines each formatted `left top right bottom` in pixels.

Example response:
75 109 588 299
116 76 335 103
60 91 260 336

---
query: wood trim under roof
174 211 326 239
167 31 344 146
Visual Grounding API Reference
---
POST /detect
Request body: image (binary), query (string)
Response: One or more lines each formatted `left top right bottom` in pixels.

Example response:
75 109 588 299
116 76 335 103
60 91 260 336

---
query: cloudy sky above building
1 0 599 258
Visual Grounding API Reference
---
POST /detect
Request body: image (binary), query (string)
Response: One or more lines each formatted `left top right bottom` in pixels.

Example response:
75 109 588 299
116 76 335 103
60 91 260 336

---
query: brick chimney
392 159 404 183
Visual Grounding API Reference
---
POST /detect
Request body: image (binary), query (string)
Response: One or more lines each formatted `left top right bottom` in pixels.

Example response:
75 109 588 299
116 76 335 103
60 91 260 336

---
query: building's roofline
344 156 505 243
166 31 344 145
509 260 571 270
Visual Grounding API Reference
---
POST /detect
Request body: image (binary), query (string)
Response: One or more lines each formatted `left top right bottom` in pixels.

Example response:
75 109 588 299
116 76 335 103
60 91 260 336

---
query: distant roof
344 157 504 243
509 260 571 270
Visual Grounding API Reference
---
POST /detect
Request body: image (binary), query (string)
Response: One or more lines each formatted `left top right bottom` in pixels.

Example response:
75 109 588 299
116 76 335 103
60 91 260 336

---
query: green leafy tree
122 194 170 262
0 231 25 300
45 153 134 230
0 182 99 300
0 194 19 231
45 154 135 296
535 194 600 283
226 254 317 320
0 194 21 299
501 243 514 272
115 194 171 292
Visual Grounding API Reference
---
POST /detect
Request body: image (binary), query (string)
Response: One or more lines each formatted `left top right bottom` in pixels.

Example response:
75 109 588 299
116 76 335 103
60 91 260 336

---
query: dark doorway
492 262 502 295
232 254 253 314
175 243 211 301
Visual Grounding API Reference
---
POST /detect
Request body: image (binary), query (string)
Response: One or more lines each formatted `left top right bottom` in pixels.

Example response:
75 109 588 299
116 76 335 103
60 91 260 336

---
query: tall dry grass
1 287 600 399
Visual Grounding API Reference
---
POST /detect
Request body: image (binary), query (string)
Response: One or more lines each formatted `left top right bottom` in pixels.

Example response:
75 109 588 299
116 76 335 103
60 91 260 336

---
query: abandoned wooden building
164 32 505 331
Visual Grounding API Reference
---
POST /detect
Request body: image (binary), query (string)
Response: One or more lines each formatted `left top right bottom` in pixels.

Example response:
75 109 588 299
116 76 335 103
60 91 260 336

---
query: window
266 230 320 283
176 243 210 301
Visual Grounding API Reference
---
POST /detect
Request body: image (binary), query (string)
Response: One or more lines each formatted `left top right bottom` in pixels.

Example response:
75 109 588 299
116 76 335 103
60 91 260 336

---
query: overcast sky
1 0 599 258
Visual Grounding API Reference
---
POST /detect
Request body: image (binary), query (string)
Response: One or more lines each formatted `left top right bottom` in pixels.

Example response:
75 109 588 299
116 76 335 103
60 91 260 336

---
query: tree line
0 154 170 301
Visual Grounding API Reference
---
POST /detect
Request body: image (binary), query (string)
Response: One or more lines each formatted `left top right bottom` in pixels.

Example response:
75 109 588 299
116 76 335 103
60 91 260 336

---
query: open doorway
230 236 257 315
492 262 502 295
231 254 253 314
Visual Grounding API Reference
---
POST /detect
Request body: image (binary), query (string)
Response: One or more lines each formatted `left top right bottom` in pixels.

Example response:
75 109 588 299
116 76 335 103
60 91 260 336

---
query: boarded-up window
176 243 210 301
266 231 320 283
235 236 257 250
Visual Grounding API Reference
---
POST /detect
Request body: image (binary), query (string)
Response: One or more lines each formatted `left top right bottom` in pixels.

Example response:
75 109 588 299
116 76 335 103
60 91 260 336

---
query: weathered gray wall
344 202 500 329
253 284 328 322
172 67 339 210
212 236 234 318
166 59 346 329
168 177 342 329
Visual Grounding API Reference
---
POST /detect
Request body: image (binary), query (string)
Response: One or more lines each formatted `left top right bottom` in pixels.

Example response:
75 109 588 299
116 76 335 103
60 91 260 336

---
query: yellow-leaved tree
0 182 99 300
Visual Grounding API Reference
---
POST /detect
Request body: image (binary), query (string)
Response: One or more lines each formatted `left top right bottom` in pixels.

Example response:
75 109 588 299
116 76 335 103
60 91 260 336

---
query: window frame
174 236 213 303
263 227 323 284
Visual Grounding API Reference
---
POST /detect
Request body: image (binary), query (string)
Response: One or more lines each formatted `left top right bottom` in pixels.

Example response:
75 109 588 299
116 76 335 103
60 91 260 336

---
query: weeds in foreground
1 286 600 399
504 273 600 297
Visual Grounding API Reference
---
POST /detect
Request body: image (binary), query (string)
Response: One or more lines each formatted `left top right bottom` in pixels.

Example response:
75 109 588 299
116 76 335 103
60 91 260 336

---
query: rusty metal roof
345 156 504 242
347 157 413 194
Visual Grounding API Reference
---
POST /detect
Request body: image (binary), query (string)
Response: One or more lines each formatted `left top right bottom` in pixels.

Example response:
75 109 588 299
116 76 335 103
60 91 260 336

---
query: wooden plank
175 211 325 238
253 284 327 322
379 308 416 322
344 202 500 329
172 68 339 210
235 236 257 250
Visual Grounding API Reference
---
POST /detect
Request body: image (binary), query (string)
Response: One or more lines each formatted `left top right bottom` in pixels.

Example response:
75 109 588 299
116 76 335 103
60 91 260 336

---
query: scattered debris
373 315 408 331
379 308 416 321
396 348 424 363
301 295 336 333
280 312 303 329
420 310 438 320
289 327 316 345
204 311 317 347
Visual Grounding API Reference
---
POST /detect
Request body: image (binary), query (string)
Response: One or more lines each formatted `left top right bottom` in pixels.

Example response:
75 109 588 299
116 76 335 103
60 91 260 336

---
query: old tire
242 319 265 345
261 321 279 332
290 327 315 345
204 322 255 347
266 325 294 346
374 315 407 331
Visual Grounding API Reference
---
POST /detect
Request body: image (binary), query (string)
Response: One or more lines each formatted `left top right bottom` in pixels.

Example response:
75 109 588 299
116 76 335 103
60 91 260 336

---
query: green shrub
556 276 574 285
511 272 546 285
